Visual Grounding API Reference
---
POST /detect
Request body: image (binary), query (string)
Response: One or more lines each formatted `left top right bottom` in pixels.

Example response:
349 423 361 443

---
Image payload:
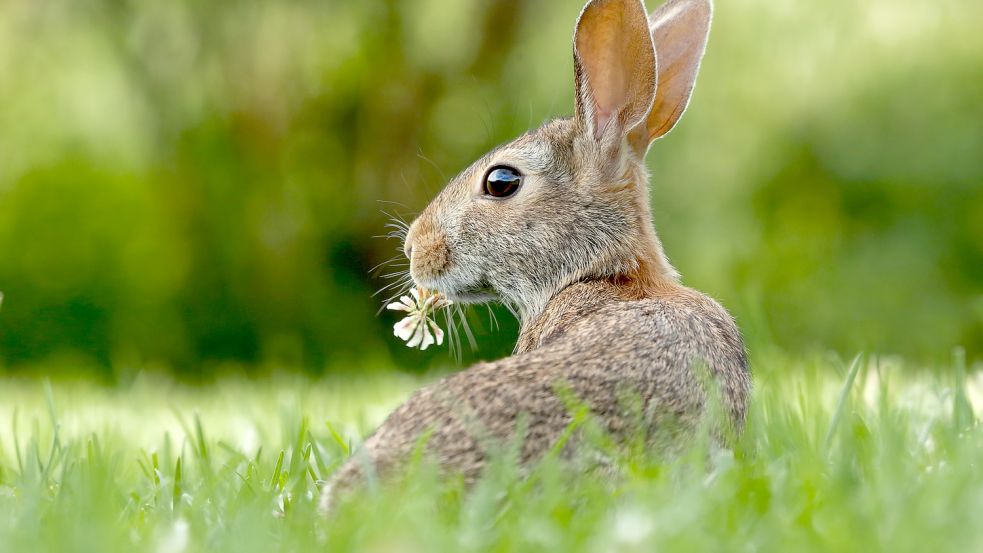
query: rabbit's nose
404 221 419 260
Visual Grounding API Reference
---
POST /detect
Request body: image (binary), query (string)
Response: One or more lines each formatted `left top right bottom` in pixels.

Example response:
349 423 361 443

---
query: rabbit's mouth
425 276 496 304
413 264 496 303
445 285 497 304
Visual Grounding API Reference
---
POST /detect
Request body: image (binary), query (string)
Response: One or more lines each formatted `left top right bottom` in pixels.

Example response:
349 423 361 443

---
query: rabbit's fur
321 0 749 511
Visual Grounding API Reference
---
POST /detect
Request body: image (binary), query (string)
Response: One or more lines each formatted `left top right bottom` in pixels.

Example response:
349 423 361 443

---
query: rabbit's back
514 280 750 430
324 281 750 503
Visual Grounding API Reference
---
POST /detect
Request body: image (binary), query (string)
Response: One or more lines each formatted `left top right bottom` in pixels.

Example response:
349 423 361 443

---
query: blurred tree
0 0 979 375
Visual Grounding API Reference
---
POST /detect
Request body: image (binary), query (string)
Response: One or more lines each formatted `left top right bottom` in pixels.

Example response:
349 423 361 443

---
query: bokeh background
0 0 980 379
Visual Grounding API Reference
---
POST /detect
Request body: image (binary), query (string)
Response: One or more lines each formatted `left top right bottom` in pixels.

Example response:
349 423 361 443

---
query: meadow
1 0 980 550
2 350 981 552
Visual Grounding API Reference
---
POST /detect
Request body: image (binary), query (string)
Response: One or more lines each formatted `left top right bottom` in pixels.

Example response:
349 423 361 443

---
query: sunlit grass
1 351 981 552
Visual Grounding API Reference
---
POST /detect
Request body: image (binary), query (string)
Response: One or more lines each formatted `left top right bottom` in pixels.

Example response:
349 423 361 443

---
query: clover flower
387 288 452 350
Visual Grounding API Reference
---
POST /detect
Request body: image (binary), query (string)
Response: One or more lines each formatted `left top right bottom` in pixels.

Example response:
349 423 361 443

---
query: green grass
1 351 982 552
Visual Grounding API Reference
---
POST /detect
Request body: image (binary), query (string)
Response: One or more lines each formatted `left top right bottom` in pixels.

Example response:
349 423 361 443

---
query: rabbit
321 0 750 512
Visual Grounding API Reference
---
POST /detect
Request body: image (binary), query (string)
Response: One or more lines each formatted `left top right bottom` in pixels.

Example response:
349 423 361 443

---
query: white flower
387 288 452 351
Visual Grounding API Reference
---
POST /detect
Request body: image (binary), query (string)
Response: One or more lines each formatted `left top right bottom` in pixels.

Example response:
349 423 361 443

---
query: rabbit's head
404 0 712 319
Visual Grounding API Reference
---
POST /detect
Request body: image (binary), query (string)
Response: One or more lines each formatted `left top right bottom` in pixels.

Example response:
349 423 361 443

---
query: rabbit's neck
514 159 681 352
513 273 680 354
514 281 615 354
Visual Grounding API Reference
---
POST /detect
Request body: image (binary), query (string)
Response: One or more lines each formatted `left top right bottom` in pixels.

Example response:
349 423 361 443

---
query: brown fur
405 220 450 282
320 0 745 513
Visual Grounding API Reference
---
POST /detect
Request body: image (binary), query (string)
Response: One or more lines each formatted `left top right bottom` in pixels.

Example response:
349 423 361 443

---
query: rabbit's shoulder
579 289 746 368
522 281 743 358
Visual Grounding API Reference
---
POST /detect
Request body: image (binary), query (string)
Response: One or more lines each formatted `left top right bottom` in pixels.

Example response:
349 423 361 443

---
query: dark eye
483 166 522 198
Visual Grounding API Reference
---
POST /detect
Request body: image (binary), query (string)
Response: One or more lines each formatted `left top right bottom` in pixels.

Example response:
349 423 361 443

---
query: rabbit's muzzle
404 218 451 285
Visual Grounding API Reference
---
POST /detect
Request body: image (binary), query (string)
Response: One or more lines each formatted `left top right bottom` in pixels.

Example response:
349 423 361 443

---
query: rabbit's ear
640 0 712 143
573 0 657 142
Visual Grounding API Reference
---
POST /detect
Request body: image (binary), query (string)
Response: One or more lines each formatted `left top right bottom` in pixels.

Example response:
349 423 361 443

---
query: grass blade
824 353 864 453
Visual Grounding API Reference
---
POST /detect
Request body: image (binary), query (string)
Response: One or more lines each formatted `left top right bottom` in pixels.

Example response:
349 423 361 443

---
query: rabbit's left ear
573 0 657 143
636 0 712 146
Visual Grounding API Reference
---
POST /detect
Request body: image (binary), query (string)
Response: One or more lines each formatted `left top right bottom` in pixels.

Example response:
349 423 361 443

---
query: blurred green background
0 0 980 378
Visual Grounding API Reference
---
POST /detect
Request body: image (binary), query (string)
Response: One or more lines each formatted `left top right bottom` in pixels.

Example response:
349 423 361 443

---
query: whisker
376 280 414 315
382 207 410 218
383 226 409 237
486 305 499 333
376 199 411 210
417 150 447 184
384 221 410 232
368 255 406 276
500 300 520 321
456 305 478 351
379 270 411 280
373 277 413 297
443 309 462 363
381 210 412 229
380 260 409 270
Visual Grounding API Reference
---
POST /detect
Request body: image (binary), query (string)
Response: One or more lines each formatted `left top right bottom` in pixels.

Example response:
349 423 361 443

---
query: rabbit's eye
483 166 522 198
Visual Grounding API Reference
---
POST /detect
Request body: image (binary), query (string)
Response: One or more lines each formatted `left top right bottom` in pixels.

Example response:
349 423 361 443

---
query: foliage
0 0 981 375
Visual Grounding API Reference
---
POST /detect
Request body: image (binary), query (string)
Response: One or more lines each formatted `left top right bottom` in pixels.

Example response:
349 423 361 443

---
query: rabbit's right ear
573 0 657 144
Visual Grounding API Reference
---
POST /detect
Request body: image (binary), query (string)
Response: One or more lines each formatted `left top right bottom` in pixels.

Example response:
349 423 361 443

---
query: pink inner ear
575 0 657 143
645 0 711 141
594 106 612 139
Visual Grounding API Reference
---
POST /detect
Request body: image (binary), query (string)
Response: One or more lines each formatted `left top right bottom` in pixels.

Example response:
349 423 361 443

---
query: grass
1 350 982 552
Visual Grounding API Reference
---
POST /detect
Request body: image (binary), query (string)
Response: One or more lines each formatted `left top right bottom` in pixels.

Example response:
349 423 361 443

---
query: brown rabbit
321 0 749 511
